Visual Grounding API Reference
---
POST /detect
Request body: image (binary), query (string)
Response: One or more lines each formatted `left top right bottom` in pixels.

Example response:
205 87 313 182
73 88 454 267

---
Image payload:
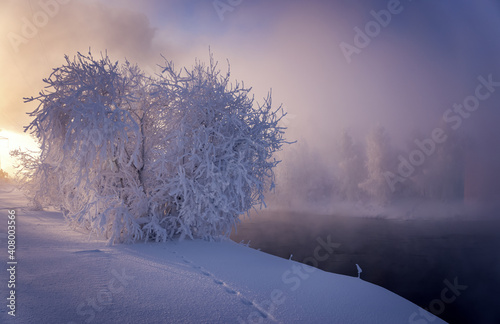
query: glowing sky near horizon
1 0 500 173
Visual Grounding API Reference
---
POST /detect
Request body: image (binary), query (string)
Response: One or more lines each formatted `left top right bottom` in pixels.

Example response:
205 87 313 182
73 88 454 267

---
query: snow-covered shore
0 185 445 323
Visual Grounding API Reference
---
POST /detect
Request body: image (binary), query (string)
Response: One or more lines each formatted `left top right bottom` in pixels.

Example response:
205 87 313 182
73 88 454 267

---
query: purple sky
1 0 500 173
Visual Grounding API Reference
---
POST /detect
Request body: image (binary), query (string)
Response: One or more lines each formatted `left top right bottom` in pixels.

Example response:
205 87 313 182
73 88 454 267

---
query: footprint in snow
72 249 103 254
256 309 268 318
240 298 254 306
175 253 260 314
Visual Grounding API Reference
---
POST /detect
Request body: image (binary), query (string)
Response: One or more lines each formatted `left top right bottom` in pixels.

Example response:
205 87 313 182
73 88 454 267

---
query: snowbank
0 185 445 323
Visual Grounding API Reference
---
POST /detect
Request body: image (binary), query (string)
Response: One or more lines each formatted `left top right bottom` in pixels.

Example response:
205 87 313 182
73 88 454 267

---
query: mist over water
232 3 500 323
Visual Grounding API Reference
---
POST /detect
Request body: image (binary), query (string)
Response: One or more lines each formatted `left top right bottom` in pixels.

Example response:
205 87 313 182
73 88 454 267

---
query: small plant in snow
356 263 362 279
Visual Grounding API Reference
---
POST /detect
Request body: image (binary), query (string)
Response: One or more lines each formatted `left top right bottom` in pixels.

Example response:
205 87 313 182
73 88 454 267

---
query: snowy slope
0 185 446 324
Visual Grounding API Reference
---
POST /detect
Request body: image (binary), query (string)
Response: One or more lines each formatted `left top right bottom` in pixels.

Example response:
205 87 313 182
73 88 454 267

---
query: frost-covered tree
19 51 288 243
412 132 465 201
269 140 336 211
24 52 153 242
337 130 365 201
359 126 395 205
10 149 57 210
144 57 287 240
0 168 8 182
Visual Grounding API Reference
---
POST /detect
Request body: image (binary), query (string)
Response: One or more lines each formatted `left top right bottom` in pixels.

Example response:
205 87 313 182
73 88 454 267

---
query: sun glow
0 129 38 176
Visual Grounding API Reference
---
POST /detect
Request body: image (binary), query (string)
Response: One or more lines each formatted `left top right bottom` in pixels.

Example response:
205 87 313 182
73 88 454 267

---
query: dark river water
230 210 500 324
